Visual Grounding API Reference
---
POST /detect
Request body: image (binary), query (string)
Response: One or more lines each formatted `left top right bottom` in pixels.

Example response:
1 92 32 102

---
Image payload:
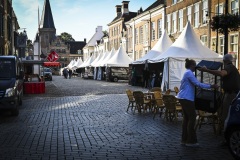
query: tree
60 32 75 42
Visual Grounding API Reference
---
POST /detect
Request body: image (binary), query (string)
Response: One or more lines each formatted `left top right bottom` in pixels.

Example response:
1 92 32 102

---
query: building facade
0 0 19 56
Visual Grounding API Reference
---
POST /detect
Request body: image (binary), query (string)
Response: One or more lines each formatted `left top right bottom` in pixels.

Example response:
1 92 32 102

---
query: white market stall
150 22 222 91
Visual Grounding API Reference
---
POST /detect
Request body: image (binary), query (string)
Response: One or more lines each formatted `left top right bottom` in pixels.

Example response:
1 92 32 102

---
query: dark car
224 91 240 160
0 56 24 116
105 67 129 82
42 68 52 81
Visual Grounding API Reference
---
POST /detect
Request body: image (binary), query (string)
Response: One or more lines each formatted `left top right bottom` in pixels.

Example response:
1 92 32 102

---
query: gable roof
65 41 86 54
40 0 55 29
143 0 165 12
109 11 138 25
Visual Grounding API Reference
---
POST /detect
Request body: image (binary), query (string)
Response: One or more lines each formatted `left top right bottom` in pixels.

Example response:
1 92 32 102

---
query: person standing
151 71 156 88
198 54 240 131
177 58 218 147
142 68 150 88
131 67 137 86
68 69 73 79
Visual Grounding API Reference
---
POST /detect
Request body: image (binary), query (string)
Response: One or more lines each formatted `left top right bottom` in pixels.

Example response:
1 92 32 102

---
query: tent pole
167 58 170 90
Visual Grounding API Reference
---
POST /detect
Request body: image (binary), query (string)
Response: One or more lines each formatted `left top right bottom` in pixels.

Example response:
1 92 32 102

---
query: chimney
96 26 103 33
84 38 86 43
115 5 122 16
122 1 129 15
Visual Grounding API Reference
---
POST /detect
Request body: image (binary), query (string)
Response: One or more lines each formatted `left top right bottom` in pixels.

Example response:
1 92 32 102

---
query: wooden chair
133 91 151 113
164 89 171 95
149 87 162 92
174 86 179 95
195 110 219 134
126 89 135 111
153 91 165 119
162 95 179 121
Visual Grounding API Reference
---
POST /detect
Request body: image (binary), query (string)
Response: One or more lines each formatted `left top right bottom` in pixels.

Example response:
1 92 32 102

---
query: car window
44 68 52 72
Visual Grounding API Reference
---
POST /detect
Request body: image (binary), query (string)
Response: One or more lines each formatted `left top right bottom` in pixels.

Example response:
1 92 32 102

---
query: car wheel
113 77 118 82
227 127 240 160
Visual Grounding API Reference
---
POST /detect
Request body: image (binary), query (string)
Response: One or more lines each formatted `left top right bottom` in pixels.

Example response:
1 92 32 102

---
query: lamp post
224 0 229 55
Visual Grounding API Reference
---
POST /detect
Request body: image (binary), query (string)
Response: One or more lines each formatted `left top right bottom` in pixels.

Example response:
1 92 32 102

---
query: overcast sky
12 0 156 42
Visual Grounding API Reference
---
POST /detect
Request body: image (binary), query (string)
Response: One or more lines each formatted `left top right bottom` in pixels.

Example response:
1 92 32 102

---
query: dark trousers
179 99 197 144
142 78 149 88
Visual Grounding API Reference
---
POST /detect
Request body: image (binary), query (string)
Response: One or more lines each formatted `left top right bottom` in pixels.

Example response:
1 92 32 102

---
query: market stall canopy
132 30 172 64
72 58 83 70
105 45 132 67
79 55 95 68
92 51 109 67
98 48 115 67
90 52 103 67
149 21 222 91
43 62 60 67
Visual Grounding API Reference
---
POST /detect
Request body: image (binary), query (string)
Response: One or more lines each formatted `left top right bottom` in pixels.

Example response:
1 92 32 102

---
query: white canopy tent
132 30 173 64
150 22 222 91
105 45 133 67
90 52 103 67
79 55 95 68
98 48 116 67
92 51 109 67
72 57 83 70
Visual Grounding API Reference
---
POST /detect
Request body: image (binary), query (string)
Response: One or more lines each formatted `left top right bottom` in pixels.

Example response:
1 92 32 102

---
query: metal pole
216 0 219 53
224 0 229 55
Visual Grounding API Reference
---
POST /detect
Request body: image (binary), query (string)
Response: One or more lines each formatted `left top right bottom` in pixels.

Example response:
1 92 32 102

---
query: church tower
39 0 56 55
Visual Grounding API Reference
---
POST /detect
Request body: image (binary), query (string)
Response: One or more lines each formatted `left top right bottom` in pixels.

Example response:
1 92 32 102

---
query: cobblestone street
0 76 234 160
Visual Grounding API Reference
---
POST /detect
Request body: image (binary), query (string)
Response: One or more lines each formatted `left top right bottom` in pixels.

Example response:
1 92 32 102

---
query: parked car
41 68 52 81
224 91 240 160
0 56 24 116
106 67 129 82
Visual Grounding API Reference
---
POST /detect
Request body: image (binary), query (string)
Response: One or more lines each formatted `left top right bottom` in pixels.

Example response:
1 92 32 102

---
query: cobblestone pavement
0 76 234 160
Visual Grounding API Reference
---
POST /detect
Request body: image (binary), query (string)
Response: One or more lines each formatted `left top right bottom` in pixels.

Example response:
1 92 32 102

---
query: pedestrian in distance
151 70 156 88
176 58 218 147
68 69 73 79
131 67 137 86
198 54 240 143
63 68 68 79
142 67 150 88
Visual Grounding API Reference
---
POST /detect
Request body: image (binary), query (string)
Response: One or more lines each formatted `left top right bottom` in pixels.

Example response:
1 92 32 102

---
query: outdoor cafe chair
174 86 179 95
133 91 151 113
153 91 165 119
162 95 180 121
126 89 136 112
149 87 162 93
164 89 171 95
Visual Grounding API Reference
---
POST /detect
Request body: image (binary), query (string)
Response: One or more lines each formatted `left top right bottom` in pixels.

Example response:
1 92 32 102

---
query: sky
12 0 156 42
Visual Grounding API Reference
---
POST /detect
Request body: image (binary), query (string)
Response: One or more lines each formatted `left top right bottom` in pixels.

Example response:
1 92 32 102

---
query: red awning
43 62 60 67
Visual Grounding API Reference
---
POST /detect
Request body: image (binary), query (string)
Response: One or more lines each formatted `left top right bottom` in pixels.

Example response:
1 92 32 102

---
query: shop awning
43 62 60 67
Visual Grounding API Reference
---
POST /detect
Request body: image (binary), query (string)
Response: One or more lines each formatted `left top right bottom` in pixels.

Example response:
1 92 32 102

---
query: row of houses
83 0 239 69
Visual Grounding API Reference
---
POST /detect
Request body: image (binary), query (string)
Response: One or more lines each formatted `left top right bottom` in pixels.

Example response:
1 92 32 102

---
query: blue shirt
176 69 211 101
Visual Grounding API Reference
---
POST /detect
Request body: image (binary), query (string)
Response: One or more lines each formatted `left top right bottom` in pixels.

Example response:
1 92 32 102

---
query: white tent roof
72 58 83 70
98 48 115 67
149 22 222 91
90 52 103 67
85 26 104 47
151 22 221 62
105 45 133 67
79 55 95 68
92 51 109 67
132 30 173 64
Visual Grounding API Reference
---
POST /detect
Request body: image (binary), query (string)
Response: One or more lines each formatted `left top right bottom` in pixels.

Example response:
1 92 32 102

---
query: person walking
177 58 218 147
198 54 240 133
68 69 73 79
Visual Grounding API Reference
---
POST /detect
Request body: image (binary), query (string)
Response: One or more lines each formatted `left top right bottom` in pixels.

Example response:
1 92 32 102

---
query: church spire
40 0 55 29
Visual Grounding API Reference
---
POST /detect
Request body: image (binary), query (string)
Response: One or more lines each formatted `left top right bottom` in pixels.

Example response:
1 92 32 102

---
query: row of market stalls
64 22 222 91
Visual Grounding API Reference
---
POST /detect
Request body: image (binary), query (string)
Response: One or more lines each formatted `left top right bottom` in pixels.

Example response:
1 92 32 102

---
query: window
167 14 171 34
135 28 138 45
200 35 208 46
211 38 216 51
178 9 183 31
0 12 3 36
187 6 192 24
172 12 177 33
158 19 162 38
139 26 143 44
144 23 148 44
215 3 224 14
202 0 208 24
230 34 238 53
231 0 239 14
219 36 224 55
194 3 200 27
151 22 155 41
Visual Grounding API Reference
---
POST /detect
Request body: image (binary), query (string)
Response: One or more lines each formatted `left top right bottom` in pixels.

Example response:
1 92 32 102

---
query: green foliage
60 32 75 42
210 13 240 34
